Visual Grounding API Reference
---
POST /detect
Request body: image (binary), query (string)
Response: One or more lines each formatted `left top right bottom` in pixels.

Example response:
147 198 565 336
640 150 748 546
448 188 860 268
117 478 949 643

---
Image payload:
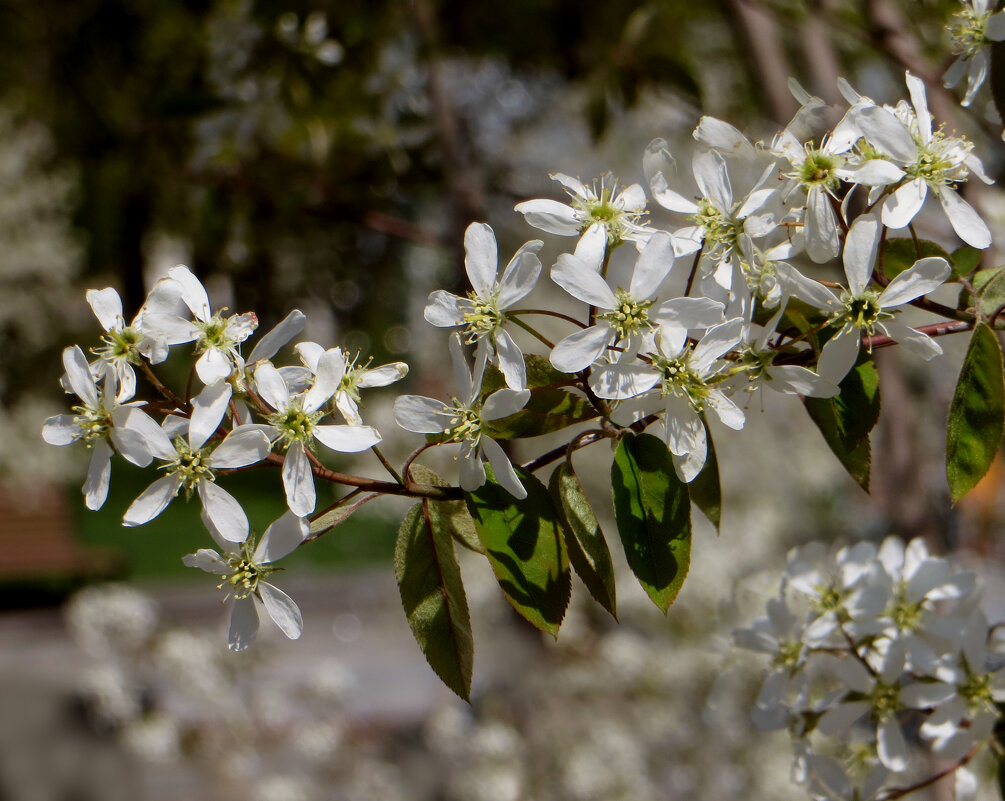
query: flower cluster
43 265 407 648
734 537 996 801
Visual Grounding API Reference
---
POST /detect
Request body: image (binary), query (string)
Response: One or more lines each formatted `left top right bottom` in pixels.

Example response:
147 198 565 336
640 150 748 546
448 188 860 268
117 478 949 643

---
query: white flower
515 172 651 250
253 354 381 517
425 222 542 390
141 265 259 384
41 346 155 509
393 334 529 498
649 148 780 264
122 381 271 542
85 280 183 402
853 72 993 248
606 318 745 482
294 341 408 425
780 215 951 384
183 510 309 650
549 232 724 375
804 751 888 801
945 0 1005 107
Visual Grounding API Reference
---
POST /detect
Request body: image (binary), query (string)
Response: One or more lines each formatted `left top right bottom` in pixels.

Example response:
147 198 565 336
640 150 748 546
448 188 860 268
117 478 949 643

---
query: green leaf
549 461 617 619
977 266 1005 318
881 238 950 279
804 356 881 492
524 353 577 389
947 323 1005 504
610 433 691 613
952 246 981 279
465 465 571 636
487 388 599 439
408 465 484 554
688 424 721 532
394 502 474 701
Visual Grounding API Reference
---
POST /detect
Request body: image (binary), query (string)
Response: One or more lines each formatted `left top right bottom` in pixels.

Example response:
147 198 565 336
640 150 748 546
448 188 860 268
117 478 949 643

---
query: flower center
461 293 503 342
196 313 237 354
219 541 276 600
886 581 925 633
601 290 654 339
811 582 850 623
797 148 844 192
905 129 971 188
654 350 709 408
568 175 646 246
950 7 992 57
691 198 743 259
269 401 323 448
71 403 112 446
166 436 216 493
958 670 994 715
95 326 144 365
445 403 483 445
772 640 805 673
868 680 901 722
839 290 888 335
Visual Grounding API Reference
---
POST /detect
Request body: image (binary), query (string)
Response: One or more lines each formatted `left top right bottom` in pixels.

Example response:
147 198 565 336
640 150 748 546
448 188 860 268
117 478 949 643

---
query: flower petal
199 481 249 543
629 232 674 299
938 187 992 249
253 361 291 412
303 348 346 412
228 597 259 651
692 148 732 210
882 178 927 230
464 222 499 296
492 328 527 390
879 257 951 307
481 437 526 499
254 511 309 563
259 582 303 640
83 440 113 510
189 381 233 451
182 548 229 575
394 396 453 434
513 199 581 236
63 346 99 407
551 254 617 308
843 214 881 296
282 441 316 516
314 424 381 453
817 327 860 384
497 240 544 308
246 309 307 365
482 387 530 420
86 287 124 332
123 475 183 526
41 415 79 446
424 290 466 327
168 265 212 321
195 348 234 385
549 325 612 373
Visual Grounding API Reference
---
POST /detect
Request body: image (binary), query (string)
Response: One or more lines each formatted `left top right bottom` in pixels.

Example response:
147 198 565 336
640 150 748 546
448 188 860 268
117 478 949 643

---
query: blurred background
3 0 1005 799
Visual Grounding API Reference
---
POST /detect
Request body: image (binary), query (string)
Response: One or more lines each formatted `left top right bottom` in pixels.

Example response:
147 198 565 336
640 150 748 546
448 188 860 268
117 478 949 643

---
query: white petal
492 329 527 390
459 449 487 491
294 341 324 373
182 548 229 575
513 199 581 236
843 214 881 296
168 264 212 321
254 361 291 412
254 510 309 563
225 312 258 344
589 362 660 400
86 287 124 332
424 290 466 327
551 254 617 308
116 407 176 461
776 263 840 311
694 116 755 159
817 327 860 384
665 397 705 457
199 482 249 543
877 718 909 773
464 222 499 296
314 424 381 453
879 256 951 307
189 381 233 451
693 318 744 373
482 387 530 420
303 349 345 412
358 362 408 388
246 309 307 365
938 187 992 249
481 437 526 499
901 681 956 708
855 105 918 162
282 441 316 517
692 148 732 210
905 71 932 145
196 348 234 385
139 312 199 345
549 325 612 373
83 440 113 510
805 187 841 264
650 174 700 214
108 420 153 468
766 365 839 397
817 700 870 734
42 415 79 446
123 475 183 526
63 346 99 407
210 428 271 468
882 178 927 230
497 240 544 308
705 390 744 430
944 55 968 89
228 597 259 651
838 159 904 186
393 396 453 434
989 11 1005 39
672 447 706 483
629 232 674 299
259 582 303 640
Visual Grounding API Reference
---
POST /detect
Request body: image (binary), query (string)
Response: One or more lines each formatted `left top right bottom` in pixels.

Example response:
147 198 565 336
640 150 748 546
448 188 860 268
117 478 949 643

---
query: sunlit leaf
465 465 571 637
611 433 691 613
947 323 1005 504
394 502 473 701
549 460 616 618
